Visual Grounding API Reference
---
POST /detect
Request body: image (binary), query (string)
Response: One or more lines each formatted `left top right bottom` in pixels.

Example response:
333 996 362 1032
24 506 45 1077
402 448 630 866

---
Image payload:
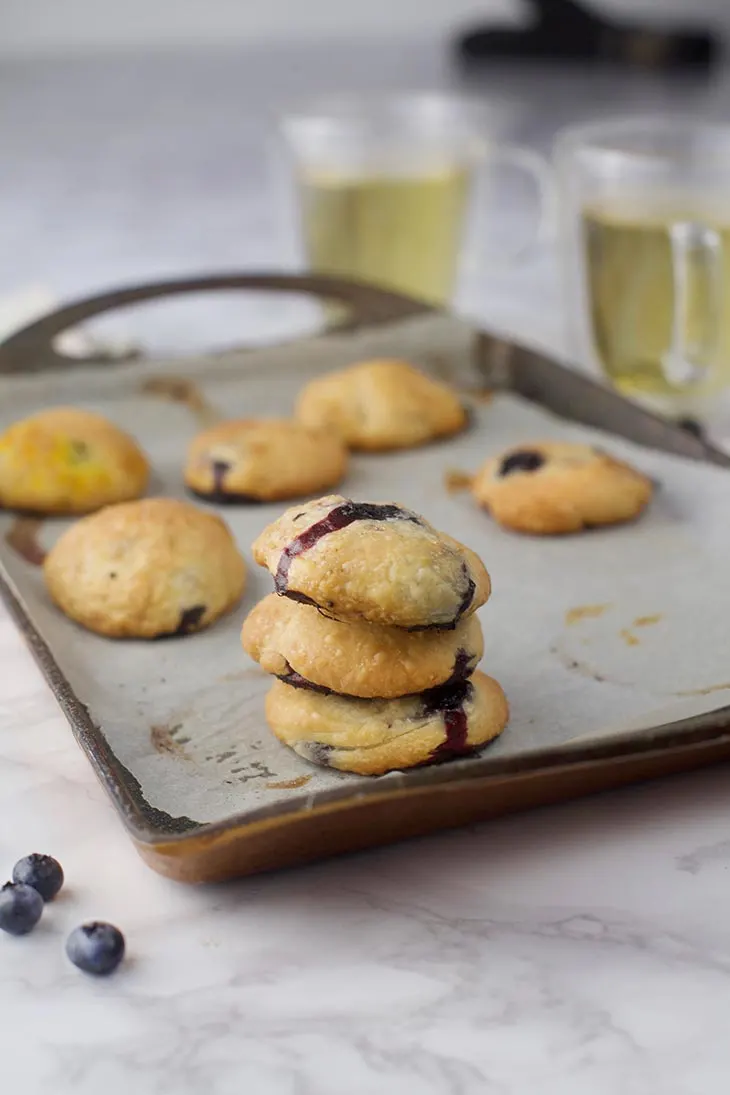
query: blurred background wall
3 0 729 56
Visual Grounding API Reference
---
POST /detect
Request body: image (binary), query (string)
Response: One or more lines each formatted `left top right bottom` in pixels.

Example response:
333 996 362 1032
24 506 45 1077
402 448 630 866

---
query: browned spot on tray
142 376 220 427
150 723 190 758
620 628 640 647
266 775 312 790
634 614 662 628
444 469 473 494
467 389 495 405
5 518 46 565
564 603 610 626
676 681 730 698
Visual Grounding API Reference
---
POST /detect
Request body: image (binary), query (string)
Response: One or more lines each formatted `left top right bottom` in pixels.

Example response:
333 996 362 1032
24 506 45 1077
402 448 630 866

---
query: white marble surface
4 40 730 1095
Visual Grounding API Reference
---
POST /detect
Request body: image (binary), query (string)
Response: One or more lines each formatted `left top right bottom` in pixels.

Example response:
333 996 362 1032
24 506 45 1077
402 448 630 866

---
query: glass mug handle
662 221 723 388
470 142 555 266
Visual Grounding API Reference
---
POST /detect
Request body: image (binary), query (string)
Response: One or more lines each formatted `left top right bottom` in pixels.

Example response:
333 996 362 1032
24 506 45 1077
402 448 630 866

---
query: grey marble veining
3 39 730 1095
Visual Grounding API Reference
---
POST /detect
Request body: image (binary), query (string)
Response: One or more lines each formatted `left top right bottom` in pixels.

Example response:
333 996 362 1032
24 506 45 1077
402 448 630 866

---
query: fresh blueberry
66 922 125 975
12 854 64 902
0 882 44 935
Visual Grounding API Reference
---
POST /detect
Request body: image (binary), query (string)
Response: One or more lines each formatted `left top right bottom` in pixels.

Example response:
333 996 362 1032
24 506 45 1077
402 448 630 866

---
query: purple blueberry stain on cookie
188 459 262 505
212 459 231 494
297 741 335 767
277 664 334 695
279 648 475 698
421 679 474 762
498 450 545 477
404 564 475 633
154 603 207 639
274 501 422 595
454 564 476 624
442 648 476 687
176 604 206 634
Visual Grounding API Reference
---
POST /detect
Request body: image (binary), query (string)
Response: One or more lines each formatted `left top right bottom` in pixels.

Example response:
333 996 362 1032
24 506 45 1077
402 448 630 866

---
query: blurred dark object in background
457 0 723 72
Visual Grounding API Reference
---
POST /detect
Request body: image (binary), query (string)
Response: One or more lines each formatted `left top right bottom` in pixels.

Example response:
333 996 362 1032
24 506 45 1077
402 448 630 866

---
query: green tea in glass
281 93 551 308
556 117 730 413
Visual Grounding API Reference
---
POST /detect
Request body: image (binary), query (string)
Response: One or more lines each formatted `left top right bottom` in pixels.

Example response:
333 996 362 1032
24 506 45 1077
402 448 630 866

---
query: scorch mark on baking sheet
141 376 221 427
266 775 312 790
675 681 730 698
4 518 46 565
150 723 191 758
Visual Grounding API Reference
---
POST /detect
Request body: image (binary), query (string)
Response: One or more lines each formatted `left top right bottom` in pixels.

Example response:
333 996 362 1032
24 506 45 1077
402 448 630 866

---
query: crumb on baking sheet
266 776 312 790
634 614 662 628
564 603 610 626
444 469 473 494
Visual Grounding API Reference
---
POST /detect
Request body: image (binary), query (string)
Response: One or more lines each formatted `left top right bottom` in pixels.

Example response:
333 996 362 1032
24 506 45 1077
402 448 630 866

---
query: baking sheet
1 313 729 828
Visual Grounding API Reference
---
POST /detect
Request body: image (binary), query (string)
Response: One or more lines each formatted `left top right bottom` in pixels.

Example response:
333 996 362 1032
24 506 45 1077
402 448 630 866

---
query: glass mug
555 116 730 412
279 93 552 308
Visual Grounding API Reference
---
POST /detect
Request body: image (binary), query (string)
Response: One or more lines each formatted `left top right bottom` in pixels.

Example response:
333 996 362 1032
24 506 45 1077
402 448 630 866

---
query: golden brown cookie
242 593 484 699
295 358 467 451
185 418 348 503
266 670 508 776
44 498 246 638
0 407 149 515
252 495 490 629
471 441 653 535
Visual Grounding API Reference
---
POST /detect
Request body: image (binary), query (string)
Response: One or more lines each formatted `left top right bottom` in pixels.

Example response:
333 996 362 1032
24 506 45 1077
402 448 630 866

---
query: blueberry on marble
12 854 64 902
0 881 44 935
66 921 125 975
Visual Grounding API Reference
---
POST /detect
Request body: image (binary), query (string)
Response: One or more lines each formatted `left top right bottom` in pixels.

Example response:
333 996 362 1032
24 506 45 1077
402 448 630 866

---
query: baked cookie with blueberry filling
252 494 490 630
471 441 653 535
0 407 149 515
295 358 467 451
44 498 246 638
242 593 484 699
265 670 508 776
185 418 348 504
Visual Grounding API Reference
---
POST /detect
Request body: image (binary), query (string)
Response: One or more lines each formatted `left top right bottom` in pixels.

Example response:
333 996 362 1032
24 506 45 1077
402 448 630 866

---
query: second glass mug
278 93 552 308
555 115 730 413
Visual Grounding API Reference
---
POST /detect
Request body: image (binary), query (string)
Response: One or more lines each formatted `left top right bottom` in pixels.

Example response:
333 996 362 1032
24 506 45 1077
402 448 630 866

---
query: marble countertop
4 40 730 1095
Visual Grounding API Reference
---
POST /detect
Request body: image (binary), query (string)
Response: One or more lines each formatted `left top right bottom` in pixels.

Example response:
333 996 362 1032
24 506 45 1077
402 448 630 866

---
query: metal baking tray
1 272 730 883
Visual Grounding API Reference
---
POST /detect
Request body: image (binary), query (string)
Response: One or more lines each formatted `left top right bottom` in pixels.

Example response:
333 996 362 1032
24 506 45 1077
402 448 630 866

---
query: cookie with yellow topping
0 407 149 515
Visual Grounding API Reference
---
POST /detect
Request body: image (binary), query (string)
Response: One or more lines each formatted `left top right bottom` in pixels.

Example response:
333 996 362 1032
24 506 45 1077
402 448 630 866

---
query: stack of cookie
242 494 509 776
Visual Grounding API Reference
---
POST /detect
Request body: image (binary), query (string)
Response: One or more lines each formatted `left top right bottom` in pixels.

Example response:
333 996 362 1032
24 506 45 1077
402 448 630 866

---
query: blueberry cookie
252 495 490 629
295 358 467 451
242 593 484 699
44 498 246 638
0 407 149 515
471 442 653 535
185 418 348 503
265 670 508 776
